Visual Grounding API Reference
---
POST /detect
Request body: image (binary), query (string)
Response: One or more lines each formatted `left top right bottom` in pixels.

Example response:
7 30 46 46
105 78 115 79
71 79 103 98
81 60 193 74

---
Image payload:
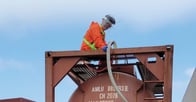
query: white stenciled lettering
92 86 104 92
107 85 128 92
99 93 106 99
89 100 114 102
100 100 114 102
88 101 99 102
107 93 118 99
107 86 115 92
118 85 128 92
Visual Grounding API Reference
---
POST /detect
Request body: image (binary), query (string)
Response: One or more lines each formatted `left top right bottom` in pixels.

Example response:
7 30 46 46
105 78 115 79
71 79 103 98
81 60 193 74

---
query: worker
80 15 116 52
80 15 115 70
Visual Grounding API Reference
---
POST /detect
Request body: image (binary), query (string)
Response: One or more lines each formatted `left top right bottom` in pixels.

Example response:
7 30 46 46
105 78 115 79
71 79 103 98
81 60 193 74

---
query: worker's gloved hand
102 46 108 52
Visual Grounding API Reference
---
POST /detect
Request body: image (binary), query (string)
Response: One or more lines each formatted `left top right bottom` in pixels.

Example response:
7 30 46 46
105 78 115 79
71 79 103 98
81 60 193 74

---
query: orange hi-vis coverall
80 21 107 51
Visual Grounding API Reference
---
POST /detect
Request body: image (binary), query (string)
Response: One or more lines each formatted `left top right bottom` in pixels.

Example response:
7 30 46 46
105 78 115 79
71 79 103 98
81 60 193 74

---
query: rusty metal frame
45 45 173 102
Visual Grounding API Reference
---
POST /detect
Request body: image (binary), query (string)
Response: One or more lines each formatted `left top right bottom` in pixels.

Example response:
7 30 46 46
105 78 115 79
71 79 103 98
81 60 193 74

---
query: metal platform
45 45 173 102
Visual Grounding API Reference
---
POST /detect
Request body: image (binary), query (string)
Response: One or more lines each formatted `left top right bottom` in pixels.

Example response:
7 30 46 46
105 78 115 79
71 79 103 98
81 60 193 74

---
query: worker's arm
91 28 107 49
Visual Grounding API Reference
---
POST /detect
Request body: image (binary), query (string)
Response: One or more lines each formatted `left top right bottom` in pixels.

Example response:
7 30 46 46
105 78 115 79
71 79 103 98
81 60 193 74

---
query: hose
106 41 128 102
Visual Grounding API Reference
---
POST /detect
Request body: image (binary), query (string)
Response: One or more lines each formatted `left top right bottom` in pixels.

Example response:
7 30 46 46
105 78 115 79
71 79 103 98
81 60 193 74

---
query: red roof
0 98 34 102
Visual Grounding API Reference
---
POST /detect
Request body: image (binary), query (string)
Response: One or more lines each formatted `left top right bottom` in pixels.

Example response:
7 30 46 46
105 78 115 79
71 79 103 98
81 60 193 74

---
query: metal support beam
163 45 174 102
45 53 54 102
45 45 173 102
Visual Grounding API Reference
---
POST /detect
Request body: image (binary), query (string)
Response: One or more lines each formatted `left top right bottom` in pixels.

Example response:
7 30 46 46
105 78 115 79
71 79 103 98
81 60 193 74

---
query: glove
102 46 108 52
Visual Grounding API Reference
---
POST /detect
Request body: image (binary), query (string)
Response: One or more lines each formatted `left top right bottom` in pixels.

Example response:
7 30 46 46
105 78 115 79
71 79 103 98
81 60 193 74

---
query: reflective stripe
83 38 97 50
101 30 105 35
99 25 105 35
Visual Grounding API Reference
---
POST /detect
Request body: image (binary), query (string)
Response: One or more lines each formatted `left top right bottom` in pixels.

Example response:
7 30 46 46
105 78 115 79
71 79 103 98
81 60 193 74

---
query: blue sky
0 0 196 102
